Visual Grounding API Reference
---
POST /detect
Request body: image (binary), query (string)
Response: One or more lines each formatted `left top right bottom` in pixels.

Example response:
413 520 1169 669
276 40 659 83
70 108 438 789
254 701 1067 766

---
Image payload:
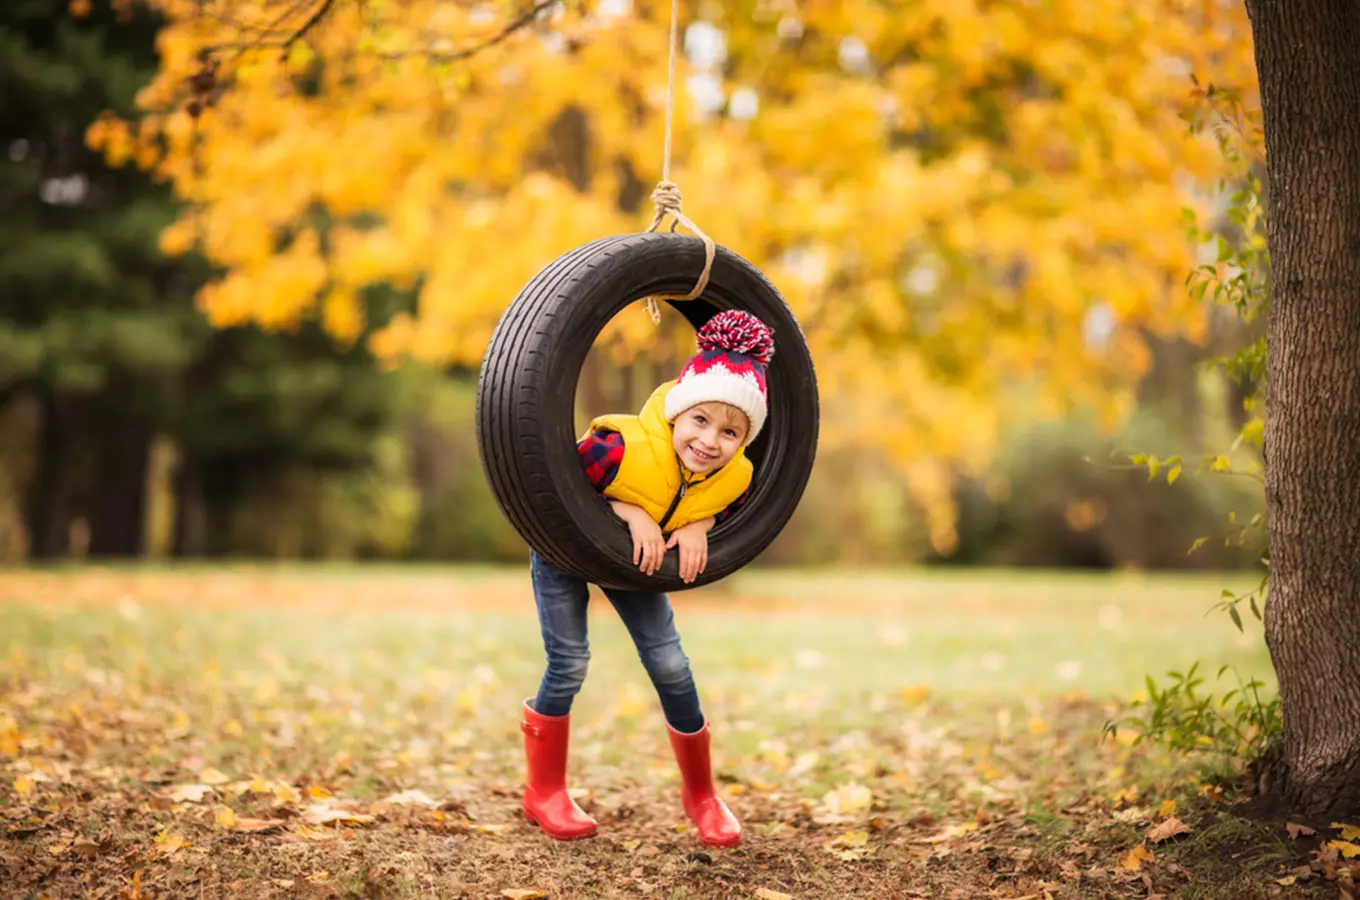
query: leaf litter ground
0 565 1352 899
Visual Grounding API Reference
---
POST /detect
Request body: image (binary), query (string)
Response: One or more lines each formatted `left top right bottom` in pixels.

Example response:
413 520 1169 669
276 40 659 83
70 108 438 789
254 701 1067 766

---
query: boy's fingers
665 533 678 549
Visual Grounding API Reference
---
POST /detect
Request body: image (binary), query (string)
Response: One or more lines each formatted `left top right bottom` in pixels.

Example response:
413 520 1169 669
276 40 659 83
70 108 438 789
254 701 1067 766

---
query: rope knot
650 180 685 222
641 178 717 320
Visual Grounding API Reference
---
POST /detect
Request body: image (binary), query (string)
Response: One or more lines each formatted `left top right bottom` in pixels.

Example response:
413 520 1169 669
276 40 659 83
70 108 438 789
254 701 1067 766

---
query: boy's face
672 403 750 474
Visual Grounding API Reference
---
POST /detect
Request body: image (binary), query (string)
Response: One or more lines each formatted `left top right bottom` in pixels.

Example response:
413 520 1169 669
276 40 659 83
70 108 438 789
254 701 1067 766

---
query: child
519 309 775 848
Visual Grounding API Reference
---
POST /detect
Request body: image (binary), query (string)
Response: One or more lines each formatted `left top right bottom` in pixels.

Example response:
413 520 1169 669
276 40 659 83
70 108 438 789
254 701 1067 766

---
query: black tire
475 231 819 591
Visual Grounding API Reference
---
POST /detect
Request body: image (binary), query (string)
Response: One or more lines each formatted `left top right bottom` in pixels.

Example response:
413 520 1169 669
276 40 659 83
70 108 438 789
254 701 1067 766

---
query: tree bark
1245 0 1360 817
87 414 149 557
171 451 207 558
24 391 75 559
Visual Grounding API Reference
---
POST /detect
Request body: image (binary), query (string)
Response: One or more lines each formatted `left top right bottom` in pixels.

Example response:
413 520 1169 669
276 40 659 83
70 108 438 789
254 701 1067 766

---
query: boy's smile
672 402 750 474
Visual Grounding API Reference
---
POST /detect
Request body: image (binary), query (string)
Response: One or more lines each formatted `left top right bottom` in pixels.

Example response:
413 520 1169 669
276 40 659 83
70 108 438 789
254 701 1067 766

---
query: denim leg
530 552 591 717
602 586 705 734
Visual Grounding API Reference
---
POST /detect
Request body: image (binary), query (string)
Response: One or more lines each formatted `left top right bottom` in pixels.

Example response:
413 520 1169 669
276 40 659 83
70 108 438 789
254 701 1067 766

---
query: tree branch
287 0 335 47
199 0 334 57
199 0 557 63
392 0 559 63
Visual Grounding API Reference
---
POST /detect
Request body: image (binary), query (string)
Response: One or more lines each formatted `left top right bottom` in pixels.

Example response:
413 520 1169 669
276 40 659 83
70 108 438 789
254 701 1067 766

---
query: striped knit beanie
664 310 775 445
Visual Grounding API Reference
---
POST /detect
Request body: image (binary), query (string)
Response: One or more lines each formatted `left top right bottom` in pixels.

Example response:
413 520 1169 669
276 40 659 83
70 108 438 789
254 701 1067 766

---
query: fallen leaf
924 822 979 844
153 831 188 855
270 782 301 805
13 775 33 797
1330 841 1360 859
754 890 794 900
1158 799 1177 817
382 789 438 807
501 891 547 900
1287 822 1317 838
234 817 283 833
215 806 237 830
72 838 99 858
470 823 511 834
1121 844 1155 871
820 782 872 816
1335 823 1360 842
825 830 869 849
1286 864 1314 881
1147 817 1191 843
621 840 641 851
167 784 215 803
198 767 230 785
823 829 873 860
1274 875 1296 886
301 804 375 826
290 824 339 842
1113 806 1150 823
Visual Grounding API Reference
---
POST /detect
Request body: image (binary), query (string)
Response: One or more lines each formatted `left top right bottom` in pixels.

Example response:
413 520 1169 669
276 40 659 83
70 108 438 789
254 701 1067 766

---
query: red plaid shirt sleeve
577 429 626 493
714 488 750 525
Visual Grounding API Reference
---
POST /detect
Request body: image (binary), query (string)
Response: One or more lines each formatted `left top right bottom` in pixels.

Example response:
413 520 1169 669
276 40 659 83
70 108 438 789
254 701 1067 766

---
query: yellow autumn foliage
93 0 1257 550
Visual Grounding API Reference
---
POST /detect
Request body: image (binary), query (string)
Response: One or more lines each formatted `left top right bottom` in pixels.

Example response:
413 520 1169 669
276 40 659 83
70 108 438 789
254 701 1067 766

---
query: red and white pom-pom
696 310 776 366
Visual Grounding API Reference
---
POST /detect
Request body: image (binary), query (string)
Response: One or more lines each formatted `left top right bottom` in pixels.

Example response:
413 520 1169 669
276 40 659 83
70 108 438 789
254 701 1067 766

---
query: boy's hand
666 518 715 584
611 501 666 575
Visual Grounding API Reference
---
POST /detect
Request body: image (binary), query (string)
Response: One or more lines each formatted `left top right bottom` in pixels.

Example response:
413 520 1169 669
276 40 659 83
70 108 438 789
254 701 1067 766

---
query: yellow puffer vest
584 380 753 532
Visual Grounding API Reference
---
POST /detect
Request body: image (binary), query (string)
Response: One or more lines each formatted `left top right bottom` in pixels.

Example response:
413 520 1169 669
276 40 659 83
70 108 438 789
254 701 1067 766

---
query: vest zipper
657 467 696 531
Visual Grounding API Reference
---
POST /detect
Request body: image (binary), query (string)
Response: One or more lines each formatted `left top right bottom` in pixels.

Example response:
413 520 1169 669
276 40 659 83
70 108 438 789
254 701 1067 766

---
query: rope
641 0 715 325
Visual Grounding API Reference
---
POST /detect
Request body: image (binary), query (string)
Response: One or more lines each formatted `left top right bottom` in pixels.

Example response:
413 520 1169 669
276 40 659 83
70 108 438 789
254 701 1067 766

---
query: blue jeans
530 551 705 734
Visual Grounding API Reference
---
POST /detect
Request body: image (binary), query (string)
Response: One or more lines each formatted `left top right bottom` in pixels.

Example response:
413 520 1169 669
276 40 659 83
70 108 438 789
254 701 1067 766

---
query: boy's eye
724 429 736 438
694 415 706 424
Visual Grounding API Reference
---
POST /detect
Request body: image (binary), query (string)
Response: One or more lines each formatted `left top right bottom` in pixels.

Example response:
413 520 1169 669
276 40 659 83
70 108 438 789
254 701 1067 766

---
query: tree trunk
24 391 75 559
87 412 150 557
1245 0 1360 817
171 451 208 557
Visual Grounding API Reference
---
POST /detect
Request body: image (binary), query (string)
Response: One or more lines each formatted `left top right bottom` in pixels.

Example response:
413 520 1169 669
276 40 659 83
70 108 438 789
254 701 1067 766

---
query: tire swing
474 2 819 592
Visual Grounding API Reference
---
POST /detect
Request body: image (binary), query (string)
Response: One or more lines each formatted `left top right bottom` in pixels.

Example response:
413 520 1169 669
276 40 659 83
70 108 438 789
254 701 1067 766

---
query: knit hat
664 310 775 445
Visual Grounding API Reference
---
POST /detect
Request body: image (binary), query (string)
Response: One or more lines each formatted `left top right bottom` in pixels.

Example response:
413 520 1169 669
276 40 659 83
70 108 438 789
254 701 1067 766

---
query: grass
0 564 1341 899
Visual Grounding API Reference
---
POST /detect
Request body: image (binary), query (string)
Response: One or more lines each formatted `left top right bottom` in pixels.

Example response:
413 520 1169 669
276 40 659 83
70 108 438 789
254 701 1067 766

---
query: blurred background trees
0 0 1265 569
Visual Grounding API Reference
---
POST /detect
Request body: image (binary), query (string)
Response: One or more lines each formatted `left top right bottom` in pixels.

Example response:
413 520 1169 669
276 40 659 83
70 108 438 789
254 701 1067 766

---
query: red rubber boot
667 720 742 847
520 699 597 840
